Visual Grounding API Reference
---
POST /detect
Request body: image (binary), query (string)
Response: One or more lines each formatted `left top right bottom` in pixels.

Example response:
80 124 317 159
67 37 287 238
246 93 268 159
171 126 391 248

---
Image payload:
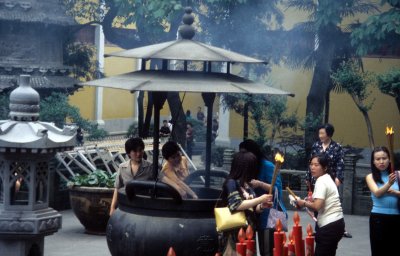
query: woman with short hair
159 141 198 199
110 137 153 215
296 154 345 256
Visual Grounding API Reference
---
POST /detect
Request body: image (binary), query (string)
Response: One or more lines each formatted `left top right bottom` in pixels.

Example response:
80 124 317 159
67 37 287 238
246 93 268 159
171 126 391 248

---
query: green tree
376 68 400 114
351 0 400 56
331 60 376 149
284 0 378 154
265 95 298 146
63 42 97 81
221 92 297 147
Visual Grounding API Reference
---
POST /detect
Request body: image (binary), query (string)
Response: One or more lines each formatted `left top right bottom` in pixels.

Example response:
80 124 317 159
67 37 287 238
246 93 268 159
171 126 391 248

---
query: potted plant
67 169 116 235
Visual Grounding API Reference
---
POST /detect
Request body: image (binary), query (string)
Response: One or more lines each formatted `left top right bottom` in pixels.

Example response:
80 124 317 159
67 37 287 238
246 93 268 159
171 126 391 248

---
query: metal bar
55 168 71 183
55 153 77 178
76 150 97 171
82 146 97 166
177 143 197 171
95 147 113 174
202 92 216 188
65 153 93 174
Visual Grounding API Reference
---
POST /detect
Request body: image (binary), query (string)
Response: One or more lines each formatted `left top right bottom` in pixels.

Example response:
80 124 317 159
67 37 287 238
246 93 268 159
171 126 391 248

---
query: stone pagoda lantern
0 75 76 256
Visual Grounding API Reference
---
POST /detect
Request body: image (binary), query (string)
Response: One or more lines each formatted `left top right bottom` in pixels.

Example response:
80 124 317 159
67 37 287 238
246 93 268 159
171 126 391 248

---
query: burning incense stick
385 126 395 173
269 152 285 194
286 186 298 199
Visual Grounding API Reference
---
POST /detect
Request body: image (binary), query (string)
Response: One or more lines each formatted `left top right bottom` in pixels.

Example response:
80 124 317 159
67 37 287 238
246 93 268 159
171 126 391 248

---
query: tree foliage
351 0 400 56
221 92 297 146
63 42 97 81
376 67 400 113
284 0 378 154
331 60 376 149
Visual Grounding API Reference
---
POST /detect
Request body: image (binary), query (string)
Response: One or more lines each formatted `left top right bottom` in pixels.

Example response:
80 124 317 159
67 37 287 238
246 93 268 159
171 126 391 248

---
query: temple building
0 0 79 96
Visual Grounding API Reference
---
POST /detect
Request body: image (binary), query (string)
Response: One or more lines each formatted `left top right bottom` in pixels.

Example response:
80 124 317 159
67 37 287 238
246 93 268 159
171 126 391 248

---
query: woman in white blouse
296 154 345 256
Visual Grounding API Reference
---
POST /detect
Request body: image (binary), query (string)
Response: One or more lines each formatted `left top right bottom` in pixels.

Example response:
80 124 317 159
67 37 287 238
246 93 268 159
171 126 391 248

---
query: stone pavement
44 209 371 256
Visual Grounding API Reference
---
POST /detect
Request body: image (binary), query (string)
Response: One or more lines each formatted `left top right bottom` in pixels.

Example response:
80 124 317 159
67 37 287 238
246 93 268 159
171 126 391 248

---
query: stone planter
69 186 114 235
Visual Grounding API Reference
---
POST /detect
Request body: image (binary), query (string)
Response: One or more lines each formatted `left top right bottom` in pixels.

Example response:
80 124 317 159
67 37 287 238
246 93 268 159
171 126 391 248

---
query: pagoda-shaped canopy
82 70 294 96
80 7 294 184
106 40 267 63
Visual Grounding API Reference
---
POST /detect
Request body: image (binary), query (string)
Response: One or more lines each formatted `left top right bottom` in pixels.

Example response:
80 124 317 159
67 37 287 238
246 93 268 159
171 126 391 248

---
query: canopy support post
152 91 168 180
202 92 216 188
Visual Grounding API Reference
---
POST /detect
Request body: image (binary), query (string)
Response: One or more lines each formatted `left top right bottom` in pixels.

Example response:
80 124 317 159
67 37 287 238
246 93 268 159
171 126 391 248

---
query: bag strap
273 187 287 215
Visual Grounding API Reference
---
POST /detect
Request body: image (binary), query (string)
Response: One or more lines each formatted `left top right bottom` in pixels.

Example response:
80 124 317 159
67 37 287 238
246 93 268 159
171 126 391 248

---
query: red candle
305 224 315 256
245 226 256 256
293 212 304 256
167 247 176 256
273 219 284 256
237 228 247 256
288 231 295 256
282 232 288 256
283 245 288 256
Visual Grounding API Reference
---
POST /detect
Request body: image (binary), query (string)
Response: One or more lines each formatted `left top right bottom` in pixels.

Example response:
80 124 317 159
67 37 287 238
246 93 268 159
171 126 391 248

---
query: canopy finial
178 7 195 40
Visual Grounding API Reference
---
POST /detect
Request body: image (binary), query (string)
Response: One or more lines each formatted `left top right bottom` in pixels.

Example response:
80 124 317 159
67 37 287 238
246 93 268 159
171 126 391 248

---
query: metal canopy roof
79 70 294 96
105 39 267 64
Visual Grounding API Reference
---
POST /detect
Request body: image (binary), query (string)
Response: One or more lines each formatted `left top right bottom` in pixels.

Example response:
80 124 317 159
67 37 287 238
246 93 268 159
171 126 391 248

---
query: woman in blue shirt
366 146 400 256
239 139 287 256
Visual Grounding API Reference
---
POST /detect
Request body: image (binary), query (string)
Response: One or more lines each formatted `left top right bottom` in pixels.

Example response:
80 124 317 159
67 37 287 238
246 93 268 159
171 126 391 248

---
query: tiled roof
0 75 77 91
0 0 76 26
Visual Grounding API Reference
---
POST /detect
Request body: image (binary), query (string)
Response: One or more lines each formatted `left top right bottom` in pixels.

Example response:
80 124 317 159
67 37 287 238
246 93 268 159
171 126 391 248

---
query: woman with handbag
295 154 345 256
239 139 287 256
365 146 400 256
217 151 273 256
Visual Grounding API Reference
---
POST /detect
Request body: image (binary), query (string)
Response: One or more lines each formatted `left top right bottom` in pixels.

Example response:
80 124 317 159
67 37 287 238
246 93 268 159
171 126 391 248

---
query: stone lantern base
0 236 44 256
0 208 61 256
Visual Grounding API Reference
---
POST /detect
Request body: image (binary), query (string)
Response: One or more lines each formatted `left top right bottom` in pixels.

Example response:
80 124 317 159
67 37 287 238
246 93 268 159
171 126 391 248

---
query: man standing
160 120 171 138
196 106 205 122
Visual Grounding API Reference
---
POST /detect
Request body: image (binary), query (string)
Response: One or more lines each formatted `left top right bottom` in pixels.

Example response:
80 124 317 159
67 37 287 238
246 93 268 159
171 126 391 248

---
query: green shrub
67 169 116 188
201 146 233 167
187 117 206 141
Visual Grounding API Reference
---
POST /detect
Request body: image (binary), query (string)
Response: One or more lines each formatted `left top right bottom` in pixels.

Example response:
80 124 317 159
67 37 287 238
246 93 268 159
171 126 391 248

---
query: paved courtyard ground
44 209 371 256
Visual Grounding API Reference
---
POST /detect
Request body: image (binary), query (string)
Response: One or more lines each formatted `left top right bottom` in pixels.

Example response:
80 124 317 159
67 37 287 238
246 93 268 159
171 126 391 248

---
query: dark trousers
186 140 193 159
315 218 345 256
258 229 274 256
370 213 400 256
